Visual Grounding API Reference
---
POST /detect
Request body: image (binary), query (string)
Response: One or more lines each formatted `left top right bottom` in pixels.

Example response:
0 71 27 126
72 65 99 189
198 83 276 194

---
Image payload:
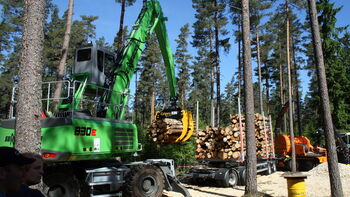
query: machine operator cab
54 45 120 118
73 45 117 87
341 133 350 148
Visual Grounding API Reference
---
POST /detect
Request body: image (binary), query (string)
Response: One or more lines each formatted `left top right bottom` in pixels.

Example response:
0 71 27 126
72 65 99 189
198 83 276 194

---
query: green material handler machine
0 1 192 196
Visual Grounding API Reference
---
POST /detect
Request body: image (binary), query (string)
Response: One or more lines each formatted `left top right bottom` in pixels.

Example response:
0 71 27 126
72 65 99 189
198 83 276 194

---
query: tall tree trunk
242 0 257 194
209 29 215 126
238 15 242 113
278 43 287 134
150 91 155 124
181 88 185 108
285 0 296 172
53 0 74 110
256 30 263 115
264 63 270 115
308 0 343 196
278 62 284 135
15 0 45 153
291 37 302 137
116 0 126 52
214 0 221 126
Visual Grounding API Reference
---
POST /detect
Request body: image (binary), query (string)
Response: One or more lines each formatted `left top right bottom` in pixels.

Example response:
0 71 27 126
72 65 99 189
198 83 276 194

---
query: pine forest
0 0 349 172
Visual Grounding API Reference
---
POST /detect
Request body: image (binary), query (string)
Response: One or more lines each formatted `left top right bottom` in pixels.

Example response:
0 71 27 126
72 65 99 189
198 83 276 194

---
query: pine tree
188 48 212 126
174 24 192 109
192 0 229 126
262 1 304 133
0 0 24 117
249 0 273 116
114 0 136 52
242 0 257 194
317 0 349 133
53 0 74 108
15 0 46 154
307 0 343 195
135 34 162 127
221 76 237 126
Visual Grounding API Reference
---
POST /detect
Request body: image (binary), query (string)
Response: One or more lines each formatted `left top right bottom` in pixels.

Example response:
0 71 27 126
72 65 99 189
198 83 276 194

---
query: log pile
148 118 184 144
195 113 273 160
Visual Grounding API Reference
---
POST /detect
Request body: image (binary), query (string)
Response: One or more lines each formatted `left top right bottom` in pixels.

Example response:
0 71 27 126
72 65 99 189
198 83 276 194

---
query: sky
54 0 350 99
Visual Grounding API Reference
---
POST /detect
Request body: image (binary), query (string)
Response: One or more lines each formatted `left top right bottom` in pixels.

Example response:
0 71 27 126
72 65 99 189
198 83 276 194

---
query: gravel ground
163 163 350 197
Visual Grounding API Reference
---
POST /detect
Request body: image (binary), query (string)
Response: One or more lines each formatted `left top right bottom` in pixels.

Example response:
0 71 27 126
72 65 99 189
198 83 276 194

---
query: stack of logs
148 118 184 144
195 113 273 160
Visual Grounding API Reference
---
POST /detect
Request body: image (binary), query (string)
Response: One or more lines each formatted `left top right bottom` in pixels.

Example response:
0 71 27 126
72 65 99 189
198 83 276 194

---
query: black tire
238 168 246 186
189 177 201 185
286 159 299 171
300 160 315 171
43 172 80 197
219 170 238 187
123 164 165 197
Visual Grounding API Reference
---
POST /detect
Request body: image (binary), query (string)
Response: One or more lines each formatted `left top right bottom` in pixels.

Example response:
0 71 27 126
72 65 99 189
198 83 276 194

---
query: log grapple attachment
149 108 194 144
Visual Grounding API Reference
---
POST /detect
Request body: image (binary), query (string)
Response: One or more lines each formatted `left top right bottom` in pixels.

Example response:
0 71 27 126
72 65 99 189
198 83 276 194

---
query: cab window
104 53 115 75
97 50 104 72
77 48 91 62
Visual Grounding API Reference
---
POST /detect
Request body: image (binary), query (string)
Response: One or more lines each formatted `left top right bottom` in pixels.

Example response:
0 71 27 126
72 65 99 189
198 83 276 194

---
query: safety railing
9 80 133 121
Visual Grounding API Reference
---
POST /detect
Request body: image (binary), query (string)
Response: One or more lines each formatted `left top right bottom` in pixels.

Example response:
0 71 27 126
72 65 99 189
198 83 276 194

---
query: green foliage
134 33 163 127
115 0 136 7
317 0 350 132
220 76 237 126
188 48 212 126
135 126 196 168
175 23 192 109
1 0 350 166
303 0 350 136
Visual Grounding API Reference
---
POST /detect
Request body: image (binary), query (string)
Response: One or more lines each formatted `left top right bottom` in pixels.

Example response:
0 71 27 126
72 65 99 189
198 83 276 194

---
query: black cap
0 147 36 167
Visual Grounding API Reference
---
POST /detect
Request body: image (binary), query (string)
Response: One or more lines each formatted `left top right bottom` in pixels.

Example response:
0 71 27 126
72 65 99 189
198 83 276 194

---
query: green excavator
0 1 193 196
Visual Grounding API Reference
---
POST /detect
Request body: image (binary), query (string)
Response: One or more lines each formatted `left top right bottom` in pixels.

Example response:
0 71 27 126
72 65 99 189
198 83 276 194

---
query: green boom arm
105 0 177 119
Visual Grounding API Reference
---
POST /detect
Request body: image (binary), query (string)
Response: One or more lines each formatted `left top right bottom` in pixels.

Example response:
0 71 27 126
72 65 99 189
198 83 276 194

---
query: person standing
7 153 45 197
0 147 35 197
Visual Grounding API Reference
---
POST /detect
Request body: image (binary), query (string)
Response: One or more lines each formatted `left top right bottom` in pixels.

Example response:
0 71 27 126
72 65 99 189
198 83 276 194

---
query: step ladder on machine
85 167 129 197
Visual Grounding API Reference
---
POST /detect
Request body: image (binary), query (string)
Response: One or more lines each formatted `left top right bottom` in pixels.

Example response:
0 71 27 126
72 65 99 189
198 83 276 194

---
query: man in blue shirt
7 153 45 197
0 147 35 196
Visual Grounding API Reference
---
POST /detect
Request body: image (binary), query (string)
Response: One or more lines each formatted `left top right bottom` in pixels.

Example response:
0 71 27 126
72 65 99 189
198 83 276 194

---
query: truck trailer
181 114 276 187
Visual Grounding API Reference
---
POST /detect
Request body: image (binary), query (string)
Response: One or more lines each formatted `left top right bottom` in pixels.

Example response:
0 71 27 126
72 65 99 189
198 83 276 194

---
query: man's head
0 147 35 193
22 153 44 186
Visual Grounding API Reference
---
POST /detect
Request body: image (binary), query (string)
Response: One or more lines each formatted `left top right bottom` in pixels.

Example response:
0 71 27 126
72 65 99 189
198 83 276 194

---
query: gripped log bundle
148 118 184 144
195 113 273 160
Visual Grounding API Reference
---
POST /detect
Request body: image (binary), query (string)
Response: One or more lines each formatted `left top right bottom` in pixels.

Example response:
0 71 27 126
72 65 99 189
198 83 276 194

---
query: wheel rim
228 172 237 186
272 163 277 172
140 175 157 195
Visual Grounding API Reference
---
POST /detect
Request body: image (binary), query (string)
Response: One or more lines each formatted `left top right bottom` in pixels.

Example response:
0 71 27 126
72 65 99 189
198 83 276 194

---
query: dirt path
163 163 350 197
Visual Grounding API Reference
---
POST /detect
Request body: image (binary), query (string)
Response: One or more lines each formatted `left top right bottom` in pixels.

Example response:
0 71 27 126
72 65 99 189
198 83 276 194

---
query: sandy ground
163 163 350 197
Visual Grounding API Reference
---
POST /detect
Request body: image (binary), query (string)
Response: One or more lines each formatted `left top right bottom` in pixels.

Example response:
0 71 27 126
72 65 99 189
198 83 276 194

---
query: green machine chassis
0 116 138 161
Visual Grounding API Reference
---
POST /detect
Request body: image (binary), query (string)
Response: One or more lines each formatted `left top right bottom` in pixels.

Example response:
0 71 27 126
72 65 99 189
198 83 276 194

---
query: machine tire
43 172 80 197
123 164 165 197
238 168 246 186
286 159 299 171
301 160 315 171
219 170 238 187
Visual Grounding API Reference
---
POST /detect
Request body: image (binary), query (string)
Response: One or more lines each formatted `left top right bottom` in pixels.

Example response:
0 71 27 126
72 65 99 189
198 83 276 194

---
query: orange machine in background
275 134 327 171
